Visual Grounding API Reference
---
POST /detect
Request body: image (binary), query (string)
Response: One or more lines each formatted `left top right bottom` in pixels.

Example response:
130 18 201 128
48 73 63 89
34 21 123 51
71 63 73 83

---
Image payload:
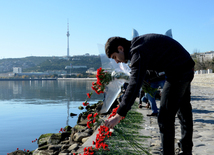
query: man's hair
105 37 131 58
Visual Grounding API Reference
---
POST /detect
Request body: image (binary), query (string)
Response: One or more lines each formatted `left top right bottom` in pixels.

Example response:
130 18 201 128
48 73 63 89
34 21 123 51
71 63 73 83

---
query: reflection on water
0 80 103 154
0 80 103 101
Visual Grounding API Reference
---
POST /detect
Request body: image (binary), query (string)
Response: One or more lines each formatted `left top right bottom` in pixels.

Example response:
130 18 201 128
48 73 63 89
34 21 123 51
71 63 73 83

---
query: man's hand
138 104 142 108
104 114 122 129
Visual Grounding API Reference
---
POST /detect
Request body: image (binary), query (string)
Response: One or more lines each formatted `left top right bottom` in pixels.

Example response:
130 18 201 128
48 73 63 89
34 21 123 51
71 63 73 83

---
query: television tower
66 21 70 58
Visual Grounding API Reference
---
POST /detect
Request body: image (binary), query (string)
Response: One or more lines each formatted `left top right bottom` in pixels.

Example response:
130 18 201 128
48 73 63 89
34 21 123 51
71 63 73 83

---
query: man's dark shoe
147 113 158 116
177 151 192 155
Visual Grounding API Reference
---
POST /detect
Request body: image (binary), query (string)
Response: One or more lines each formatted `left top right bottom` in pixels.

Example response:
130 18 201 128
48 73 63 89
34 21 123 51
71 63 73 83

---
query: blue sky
0 0 213 58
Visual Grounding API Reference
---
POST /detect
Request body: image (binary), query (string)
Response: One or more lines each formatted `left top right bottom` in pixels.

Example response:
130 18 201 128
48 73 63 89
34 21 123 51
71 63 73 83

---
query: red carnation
97 79 102 86
93 118 96 123
83 101 89 106
87 114 93 120
87 93 91 98
87 121 93 128
97 67 102 75
93 112 98 118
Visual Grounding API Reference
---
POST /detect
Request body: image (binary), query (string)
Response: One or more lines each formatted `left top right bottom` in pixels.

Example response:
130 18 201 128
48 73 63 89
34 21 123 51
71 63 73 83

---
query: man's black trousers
158 73 194 155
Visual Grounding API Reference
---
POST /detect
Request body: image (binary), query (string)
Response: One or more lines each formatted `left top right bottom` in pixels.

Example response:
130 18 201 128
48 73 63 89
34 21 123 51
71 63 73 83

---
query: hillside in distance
0 55 102 73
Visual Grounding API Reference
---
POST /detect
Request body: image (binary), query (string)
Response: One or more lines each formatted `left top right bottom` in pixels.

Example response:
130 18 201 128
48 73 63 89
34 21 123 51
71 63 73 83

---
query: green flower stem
114 127 150 154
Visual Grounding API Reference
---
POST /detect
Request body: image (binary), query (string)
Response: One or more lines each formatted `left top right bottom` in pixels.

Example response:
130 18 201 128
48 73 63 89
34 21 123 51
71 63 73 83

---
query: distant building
204 51 214 60
86 68 97 74
196 51 214 62
13 67 22 73
65 66 87 69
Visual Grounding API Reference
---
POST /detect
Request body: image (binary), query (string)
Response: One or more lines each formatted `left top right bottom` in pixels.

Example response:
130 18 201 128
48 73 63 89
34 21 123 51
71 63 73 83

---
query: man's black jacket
117 33 195 116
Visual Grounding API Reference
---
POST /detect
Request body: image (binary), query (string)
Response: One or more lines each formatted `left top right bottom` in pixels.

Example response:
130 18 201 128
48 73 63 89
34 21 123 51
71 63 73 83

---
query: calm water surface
0 79 103 155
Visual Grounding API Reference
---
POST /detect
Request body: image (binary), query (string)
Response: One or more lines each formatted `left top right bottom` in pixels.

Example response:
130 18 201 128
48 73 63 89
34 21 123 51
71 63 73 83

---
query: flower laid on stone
87 114 93 120
93 112 98 118
95 125 110 150
82 125 111 154
82 101 89 106
81 106 121 154
86 112 100 129
83 146 94 154
9 148 30 155
87 120 93 129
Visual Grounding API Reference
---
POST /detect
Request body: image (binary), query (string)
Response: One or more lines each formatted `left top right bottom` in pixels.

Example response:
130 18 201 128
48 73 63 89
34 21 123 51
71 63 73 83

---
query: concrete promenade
137 74 214 155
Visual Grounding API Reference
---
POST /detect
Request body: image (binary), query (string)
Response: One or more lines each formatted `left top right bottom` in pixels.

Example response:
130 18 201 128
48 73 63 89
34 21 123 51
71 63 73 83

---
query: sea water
0 80 103 154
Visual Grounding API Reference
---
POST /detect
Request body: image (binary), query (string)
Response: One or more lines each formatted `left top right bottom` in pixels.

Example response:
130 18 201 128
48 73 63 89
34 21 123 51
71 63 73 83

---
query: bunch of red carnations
82 67 111 107
86 112 99 129
78 125 111 155
91 67 111 95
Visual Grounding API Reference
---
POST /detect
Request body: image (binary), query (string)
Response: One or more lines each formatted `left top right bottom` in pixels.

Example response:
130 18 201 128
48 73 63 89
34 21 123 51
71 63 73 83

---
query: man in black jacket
104 34 194 155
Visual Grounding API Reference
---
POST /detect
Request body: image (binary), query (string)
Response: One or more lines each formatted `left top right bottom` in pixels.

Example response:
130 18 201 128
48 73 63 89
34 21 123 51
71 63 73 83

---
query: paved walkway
137 85 214 155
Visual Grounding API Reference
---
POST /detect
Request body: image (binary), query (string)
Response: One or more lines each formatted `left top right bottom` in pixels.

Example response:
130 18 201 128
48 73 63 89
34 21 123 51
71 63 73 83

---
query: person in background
139 93 150 108
104 34 195 155
139 70 165 116
118 82 129 102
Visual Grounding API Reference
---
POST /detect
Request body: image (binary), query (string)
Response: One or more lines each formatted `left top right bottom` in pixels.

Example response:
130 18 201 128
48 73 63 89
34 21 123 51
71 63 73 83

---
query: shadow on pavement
192 109 214 114
191 96 212 101
194 119 214 124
